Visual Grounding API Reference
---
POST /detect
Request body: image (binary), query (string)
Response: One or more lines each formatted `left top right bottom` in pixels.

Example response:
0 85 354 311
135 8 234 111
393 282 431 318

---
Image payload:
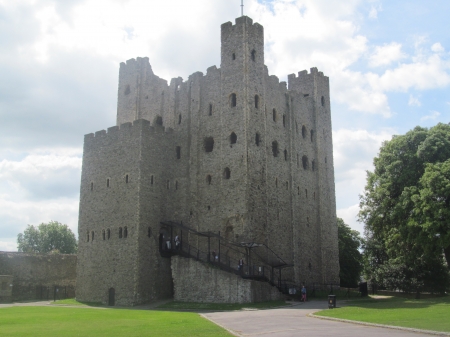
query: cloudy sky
1 0 449 251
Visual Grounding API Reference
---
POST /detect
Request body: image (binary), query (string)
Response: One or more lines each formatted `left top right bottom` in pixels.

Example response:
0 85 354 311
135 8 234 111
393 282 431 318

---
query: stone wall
0 275 13 302
0 252 76 301
171 256 283 303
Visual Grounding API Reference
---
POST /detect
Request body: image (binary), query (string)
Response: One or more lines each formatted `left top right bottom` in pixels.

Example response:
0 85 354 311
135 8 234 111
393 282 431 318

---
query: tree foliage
17 221 77 254
337 218 363 287
359 123 450 293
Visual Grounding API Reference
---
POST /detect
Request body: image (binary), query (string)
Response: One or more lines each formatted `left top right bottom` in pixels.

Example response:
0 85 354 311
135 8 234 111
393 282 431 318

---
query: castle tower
76 16 339 306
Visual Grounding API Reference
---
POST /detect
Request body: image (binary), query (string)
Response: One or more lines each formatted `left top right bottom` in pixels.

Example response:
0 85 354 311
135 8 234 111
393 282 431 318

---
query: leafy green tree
359 123 450 293
338 218 363 287
17 221 77 254
411 160 450 266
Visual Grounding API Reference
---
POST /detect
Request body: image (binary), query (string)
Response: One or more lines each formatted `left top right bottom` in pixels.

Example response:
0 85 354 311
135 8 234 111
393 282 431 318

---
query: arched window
124 227 128 238
254 95 259 109
297 154 299 167
125 175 129 184
310 130 314 142
321 96 325 106
91 231 94 241
90 182 94 191
107 229 111 240
106 178 110 188
206 175 212 185
176 146 181 159
102 230 105 240
224 167 231 179
167 180 170 189
286 181 289 190
275 178 278 188
230 132 237 145
272 141 279 157
297 186 300 195
209 103 213 116
87 231 89 242
302 156 308 170
305 189 308 198
178 114 182 124
204 137 214 152
312 160 316 171
155 116 163 126
302 125 307 139
272 109 277 122
232 53 236 60
175 181 178 190
151 175 154 185
251 49 256 61
119 227 123 239
255 133 260 146
284 149 288 161
230 93 237 107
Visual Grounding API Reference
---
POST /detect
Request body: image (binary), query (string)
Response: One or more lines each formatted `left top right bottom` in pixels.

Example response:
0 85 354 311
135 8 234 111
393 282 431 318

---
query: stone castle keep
77 16 339 306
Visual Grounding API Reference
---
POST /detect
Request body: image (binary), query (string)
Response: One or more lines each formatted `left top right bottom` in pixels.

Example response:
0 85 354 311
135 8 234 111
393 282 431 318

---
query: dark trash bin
328 295 336 309
359 282 368 297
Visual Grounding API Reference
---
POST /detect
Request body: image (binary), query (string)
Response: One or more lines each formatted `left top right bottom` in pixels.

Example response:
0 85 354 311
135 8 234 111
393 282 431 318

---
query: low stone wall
0 252 77 301
171 256 283 303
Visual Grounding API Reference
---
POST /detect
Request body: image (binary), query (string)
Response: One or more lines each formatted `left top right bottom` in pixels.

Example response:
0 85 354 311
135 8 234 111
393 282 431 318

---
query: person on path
238 258 244 273
175 235 180 250
301 285 307 302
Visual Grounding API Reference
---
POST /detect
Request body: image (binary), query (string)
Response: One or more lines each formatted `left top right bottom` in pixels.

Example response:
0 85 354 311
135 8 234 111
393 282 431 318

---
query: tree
337 218 363 287
359 123 450 293
17 221 77 254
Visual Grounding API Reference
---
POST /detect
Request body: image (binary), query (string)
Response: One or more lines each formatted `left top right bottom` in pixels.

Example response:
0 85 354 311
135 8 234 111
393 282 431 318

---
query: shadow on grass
157 300 287 311
342 295 450 310
53 298 104 307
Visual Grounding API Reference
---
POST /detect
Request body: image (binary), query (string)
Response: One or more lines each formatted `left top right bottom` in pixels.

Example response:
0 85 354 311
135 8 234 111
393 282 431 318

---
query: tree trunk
444 245 450 269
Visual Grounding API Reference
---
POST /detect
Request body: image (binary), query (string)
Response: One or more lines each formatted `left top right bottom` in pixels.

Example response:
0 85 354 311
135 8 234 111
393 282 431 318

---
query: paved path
202 301 440 337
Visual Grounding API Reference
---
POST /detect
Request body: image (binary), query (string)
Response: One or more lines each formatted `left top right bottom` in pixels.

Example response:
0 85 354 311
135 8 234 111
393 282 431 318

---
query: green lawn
314 296 450 332
158 300 287 311
0 307 232 337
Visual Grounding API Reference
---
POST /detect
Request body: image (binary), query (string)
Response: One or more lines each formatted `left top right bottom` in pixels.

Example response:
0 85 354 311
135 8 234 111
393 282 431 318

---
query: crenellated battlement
84 119 174 147
119 57 153 75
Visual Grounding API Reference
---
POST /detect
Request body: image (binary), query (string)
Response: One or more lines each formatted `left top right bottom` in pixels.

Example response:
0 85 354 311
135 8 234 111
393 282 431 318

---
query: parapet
84 119 174 148
119 57 154 76
221 16 263 34
288 68 326 81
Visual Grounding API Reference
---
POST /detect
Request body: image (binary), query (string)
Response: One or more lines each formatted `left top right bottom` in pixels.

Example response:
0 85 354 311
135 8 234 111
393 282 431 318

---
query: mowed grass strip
0 307 233 337
314 296 450 332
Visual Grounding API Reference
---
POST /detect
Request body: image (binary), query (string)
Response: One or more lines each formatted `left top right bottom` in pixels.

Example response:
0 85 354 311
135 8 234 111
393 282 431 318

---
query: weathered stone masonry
0 252 76 302
77 16 339 306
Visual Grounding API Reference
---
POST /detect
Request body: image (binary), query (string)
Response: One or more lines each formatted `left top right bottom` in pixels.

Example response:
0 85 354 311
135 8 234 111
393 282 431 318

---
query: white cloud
368 1 382 19
0 240 17 252
337 204 364 234
421 110 440 121
369 42 406 67
431 42 445 53
333 128 393 210
408 94 421 107
0 148 81 243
